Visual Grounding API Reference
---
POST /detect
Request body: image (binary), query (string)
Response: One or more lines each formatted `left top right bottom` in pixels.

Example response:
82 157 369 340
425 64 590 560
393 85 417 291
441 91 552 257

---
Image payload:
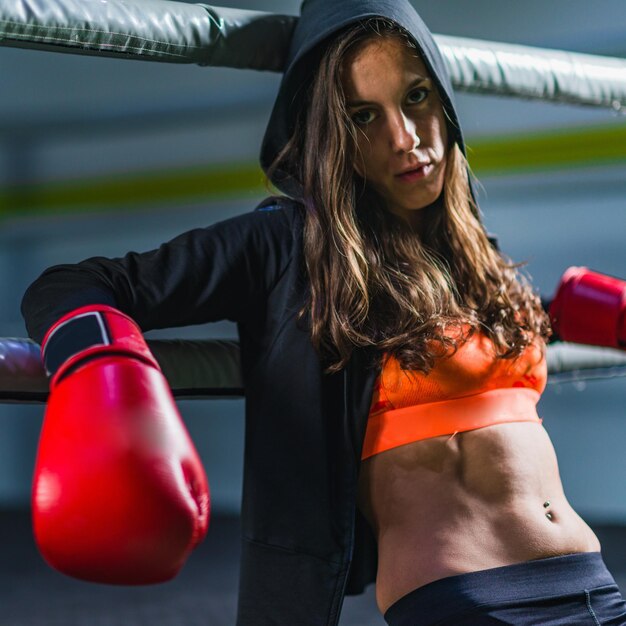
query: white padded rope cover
0 0 624 111
0 0 295 69
436 35 626 113
0 338 624 404
0 338 243 403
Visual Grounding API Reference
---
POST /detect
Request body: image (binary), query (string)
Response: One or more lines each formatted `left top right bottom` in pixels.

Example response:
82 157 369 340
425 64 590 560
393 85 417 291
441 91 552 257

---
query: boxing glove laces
32 305 210 584
549 267 626 349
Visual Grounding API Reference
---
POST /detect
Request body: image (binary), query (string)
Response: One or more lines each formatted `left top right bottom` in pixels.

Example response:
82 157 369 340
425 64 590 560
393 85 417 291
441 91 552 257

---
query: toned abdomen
357 421 601 614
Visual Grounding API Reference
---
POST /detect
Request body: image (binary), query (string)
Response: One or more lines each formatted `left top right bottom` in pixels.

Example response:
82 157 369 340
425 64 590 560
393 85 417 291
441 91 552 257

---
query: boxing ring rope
1 0 625 111
0 338 625 404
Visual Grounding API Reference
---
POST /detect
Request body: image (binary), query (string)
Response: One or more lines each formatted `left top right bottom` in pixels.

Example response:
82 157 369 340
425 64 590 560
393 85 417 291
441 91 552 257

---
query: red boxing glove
549 266 626 349
32 305 210 585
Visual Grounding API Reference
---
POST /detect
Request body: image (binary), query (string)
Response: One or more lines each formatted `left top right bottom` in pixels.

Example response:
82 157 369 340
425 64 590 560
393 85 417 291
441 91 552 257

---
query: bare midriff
357 420 601 614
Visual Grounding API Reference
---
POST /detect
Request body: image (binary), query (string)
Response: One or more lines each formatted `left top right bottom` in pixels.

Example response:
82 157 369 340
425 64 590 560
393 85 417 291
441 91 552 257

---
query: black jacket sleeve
21 204 297 344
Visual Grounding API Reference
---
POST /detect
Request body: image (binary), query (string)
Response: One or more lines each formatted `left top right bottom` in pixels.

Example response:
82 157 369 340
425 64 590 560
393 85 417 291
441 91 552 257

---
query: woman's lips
396 163 433 182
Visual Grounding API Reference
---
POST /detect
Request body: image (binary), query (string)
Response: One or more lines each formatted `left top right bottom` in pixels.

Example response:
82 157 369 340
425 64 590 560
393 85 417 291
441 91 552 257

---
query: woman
21 1 626 625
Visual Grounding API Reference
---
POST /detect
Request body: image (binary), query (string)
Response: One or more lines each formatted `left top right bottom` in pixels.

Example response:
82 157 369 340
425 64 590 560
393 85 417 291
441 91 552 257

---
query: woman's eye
407 88 431 104
352 109 376 126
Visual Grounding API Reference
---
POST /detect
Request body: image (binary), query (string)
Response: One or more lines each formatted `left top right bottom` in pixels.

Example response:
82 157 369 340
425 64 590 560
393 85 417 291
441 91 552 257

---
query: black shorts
383 552 626 625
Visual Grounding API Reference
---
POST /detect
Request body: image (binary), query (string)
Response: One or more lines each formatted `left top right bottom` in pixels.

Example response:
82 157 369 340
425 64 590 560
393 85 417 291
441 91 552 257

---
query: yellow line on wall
0 162 269 217
467 123 626 174
1 123 624 217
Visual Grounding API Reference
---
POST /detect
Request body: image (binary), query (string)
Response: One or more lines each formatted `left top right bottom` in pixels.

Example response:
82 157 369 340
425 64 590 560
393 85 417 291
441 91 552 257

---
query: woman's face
342 36 449 229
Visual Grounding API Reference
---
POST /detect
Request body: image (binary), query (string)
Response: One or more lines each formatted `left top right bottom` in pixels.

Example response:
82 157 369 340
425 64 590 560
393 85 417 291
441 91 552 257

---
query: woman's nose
389 112 420 153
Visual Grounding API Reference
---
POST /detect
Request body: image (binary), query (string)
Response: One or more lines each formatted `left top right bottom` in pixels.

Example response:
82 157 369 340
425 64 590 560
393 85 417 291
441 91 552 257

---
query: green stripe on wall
467 123 626 174
0 162 269 217
1 123 624 217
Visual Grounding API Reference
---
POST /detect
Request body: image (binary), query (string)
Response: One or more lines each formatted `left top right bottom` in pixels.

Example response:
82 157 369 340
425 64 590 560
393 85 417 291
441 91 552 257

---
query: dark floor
2 510 626 626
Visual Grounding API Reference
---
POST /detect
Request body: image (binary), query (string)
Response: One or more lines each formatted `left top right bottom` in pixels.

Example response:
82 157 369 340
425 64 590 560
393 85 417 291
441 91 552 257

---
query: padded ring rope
0 338 242 403
0 0 624 111
0 338 624 404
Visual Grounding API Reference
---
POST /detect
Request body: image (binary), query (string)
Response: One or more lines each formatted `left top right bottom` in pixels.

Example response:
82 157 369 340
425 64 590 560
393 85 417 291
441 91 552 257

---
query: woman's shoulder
254 195 305 224
216 195 304 238
193 196 305 257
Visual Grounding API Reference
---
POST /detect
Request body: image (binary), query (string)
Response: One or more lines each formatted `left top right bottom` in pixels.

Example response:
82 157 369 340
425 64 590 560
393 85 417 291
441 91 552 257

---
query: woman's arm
21 204 297 343
22 200 298 585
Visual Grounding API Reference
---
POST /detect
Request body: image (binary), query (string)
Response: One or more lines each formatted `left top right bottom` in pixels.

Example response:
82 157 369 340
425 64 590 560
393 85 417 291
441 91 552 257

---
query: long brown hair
269 19 551 373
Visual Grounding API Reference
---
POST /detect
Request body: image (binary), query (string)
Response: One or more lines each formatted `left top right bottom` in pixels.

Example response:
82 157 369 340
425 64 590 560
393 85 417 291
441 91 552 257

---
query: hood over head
260 0 470 200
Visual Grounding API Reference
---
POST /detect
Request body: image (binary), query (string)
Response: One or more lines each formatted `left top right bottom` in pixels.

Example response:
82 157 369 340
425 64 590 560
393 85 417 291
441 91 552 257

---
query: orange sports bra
361 328 548 460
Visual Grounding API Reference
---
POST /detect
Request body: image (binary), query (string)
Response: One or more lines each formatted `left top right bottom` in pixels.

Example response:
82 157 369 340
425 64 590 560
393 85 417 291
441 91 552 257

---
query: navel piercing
543 500 553 520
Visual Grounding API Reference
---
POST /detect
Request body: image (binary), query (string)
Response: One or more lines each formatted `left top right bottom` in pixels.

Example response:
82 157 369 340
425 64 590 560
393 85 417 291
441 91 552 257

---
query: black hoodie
247 2 483 623
21 2 490 625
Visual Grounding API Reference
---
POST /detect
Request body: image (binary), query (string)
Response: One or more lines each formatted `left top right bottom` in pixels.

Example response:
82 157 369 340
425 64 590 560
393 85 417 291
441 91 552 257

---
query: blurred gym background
0 0 625 624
